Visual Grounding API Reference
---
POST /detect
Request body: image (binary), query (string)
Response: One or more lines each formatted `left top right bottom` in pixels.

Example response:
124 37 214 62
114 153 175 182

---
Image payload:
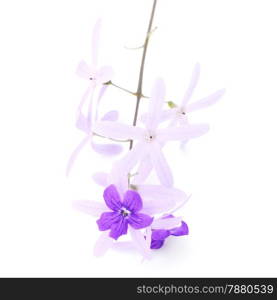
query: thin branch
124 26 158 50
105 80 136 96
105 80 149 99
130 0 158 150
93 133 131 143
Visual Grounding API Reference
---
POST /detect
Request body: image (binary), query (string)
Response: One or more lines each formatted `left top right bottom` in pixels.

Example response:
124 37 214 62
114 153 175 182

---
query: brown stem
129 0 158 150
105 80 149 99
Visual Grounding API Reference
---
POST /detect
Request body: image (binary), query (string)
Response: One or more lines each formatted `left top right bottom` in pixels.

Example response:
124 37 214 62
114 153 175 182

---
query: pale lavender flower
76 19 113 116
161 63 225 126
66 19 121 175
93 78 209 187
66 104 122 176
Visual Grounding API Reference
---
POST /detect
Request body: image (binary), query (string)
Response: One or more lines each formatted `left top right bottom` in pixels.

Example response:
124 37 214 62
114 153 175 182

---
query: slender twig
129 0 158 150
105 80 149 99
104 80 136 96
93 133 130 143
124 26 158 50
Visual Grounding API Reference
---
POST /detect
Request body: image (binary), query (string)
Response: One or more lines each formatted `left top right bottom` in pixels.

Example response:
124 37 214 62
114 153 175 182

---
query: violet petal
169 221 189 236
150 239 165 250
109 218 128 240
103 185 122 211
128 213 153 229
151 229 170 241
91 142 123 156
96 211 121 231
123 190 143 212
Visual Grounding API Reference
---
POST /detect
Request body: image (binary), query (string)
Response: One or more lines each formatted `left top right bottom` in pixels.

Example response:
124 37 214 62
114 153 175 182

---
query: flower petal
169 221 189 236
66 136 90 176
76 60 93 79
140 108 176 125
112 241 135 251
96 66 114 84
146 78 166 131
128 213 153 229
168 194 192 215
108 162 129 197
181 63 200 106
151 216 182 230
123 190 143 212
93 85 108 122
139 185 187 205
97 211 121 231
186 88 225 112
77 86 94 123
140 199 174 216
91 142 123 156
73 200 106 217
138 185 187 215
101 110 119 122
116 142 147 175
109 217 128 240
76 112 90 133
132 155 153 185
93 231 114 257
129 227 152 259
145 227 152 249
103 185 122 210
149 143 173 187
93 121 144 140
92 172 109 186
91 19 101 68
157 124 209 142
151 229 170 241
150 239 165 250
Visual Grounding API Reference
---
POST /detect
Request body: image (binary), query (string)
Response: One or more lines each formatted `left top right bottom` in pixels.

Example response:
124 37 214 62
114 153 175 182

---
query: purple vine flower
150 215 189 249
97 185 153 240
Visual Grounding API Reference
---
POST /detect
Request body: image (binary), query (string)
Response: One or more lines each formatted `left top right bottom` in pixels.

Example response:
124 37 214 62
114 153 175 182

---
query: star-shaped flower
74 163 189 258
96 185 153 240
93 78 209 187
162 63 225 126
76 19 113 115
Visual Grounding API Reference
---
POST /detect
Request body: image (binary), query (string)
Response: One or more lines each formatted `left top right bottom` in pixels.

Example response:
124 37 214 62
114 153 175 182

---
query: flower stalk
130 0 158 150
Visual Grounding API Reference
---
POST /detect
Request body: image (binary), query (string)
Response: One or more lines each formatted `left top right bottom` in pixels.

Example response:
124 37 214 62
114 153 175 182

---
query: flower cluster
69 18 224 259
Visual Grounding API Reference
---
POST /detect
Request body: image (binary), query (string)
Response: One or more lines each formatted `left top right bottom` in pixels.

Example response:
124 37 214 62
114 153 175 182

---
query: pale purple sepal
91 142 123 156
93 231 114 257
92 172 109 186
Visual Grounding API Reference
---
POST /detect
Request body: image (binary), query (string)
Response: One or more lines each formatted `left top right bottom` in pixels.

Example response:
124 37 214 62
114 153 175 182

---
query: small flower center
89 77 95 81
145 132 156 142
177 108 186 116
120 207 131 217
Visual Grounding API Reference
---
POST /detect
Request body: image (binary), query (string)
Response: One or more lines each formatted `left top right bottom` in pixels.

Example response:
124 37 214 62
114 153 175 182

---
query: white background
0 0 277 277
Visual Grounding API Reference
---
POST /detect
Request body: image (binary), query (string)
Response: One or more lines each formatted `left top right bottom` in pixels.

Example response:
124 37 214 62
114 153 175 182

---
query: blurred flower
66 104 123 176
163 63 225 125
76 19 113 117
